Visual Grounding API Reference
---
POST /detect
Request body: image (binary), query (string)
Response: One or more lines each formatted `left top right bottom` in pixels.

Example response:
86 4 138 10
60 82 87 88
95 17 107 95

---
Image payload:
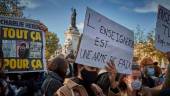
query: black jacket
41 71 64 96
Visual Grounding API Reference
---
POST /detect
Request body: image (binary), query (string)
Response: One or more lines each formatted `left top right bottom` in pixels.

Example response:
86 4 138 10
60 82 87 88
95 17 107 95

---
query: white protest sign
155 5 170 52
75 8 134 74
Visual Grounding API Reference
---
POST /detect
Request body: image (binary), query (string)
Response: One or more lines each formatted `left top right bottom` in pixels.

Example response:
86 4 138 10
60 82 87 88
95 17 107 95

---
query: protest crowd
1 28 170 96
1 1 170 96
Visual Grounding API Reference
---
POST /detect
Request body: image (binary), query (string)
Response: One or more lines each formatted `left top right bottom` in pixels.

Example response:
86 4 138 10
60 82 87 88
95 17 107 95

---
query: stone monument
62 8 80 56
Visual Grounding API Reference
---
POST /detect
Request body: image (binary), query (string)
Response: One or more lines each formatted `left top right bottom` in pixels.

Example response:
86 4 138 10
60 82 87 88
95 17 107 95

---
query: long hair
118 74 128 92
47 57 67 78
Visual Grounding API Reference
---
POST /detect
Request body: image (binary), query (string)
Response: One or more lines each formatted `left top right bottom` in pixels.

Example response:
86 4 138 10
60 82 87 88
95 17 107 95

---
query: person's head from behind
124 64 142 91
77 64 99 85
48 57 68 78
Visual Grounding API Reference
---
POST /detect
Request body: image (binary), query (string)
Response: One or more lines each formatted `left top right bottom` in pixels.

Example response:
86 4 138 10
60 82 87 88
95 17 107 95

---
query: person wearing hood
41 57 68 96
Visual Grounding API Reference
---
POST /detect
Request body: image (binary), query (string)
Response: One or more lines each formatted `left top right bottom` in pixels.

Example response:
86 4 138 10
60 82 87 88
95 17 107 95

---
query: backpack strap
57 85 73 96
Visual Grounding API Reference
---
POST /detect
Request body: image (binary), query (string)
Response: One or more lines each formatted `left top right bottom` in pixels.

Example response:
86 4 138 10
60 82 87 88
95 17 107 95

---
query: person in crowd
117 74 129 96
96 68 122 96
0 78 15 96
0 47 14 96
55 60 120 96
65 51 76 77
41 57 68 96
96 69 111 95
153 62 161 77
142 64 155 88
72 51 170 96
97 64 152 96
159 65 167 85
122 64 152 96
162 52 170 90
55 64 104 96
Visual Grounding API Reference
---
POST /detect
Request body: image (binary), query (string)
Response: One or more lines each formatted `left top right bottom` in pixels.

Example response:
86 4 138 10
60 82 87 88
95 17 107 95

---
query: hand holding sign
105 60 117 88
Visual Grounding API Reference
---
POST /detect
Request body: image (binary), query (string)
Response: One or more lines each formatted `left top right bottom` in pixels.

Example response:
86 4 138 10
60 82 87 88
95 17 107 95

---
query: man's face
20 45 26 50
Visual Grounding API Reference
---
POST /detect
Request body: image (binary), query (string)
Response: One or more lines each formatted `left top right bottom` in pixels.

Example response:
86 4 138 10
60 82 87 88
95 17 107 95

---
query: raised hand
105 60 117 88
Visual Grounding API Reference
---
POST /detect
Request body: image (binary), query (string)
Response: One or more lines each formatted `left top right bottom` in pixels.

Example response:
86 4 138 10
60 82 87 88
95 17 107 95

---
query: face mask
147 67 155 76
131 79 142 90
80 68 98 85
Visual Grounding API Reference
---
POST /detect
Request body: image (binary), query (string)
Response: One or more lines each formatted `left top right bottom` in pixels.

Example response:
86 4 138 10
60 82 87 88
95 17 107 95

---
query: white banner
76 8 134 74
155 5 170 52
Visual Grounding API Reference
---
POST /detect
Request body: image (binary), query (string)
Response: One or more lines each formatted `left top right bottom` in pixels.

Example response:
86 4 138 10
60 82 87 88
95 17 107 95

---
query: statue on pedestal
71 8 76 28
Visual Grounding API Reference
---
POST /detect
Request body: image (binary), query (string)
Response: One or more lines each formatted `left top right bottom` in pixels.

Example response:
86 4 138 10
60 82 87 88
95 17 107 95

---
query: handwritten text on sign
76 8 134 74
156 5 170 52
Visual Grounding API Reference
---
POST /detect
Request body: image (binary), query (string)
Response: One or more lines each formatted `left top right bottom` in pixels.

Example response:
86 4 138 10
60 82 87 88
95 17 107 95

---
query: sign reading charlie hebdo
76 8 134 74
155 5 170 52
0 16 46 73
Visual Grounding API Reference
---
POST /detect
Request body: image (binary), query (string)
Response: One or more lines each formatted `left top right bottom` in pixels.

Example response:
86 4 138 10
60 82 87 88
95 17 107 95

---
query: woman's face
126 70 142 84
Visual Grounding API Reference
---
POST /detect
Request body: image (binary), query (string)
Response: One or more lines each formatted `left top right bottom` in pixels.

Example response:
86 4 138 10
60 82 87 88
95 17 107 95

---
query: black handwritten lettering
99 25 134 48
94 37 109 48
80 49 92 60
162 24 170 37
87 13 95 29
157 35 166 47
91 51 107 63
79 48 108 64
118 58 131 69
166 42 170 46
158 6 170 25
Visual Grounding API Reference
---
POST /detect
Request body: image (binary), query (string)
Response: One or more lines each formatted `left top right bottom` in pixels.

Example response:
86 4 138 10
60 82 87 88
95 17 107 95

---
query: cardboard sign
0 16 46 73
155 5 170 52
76 8 134 74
